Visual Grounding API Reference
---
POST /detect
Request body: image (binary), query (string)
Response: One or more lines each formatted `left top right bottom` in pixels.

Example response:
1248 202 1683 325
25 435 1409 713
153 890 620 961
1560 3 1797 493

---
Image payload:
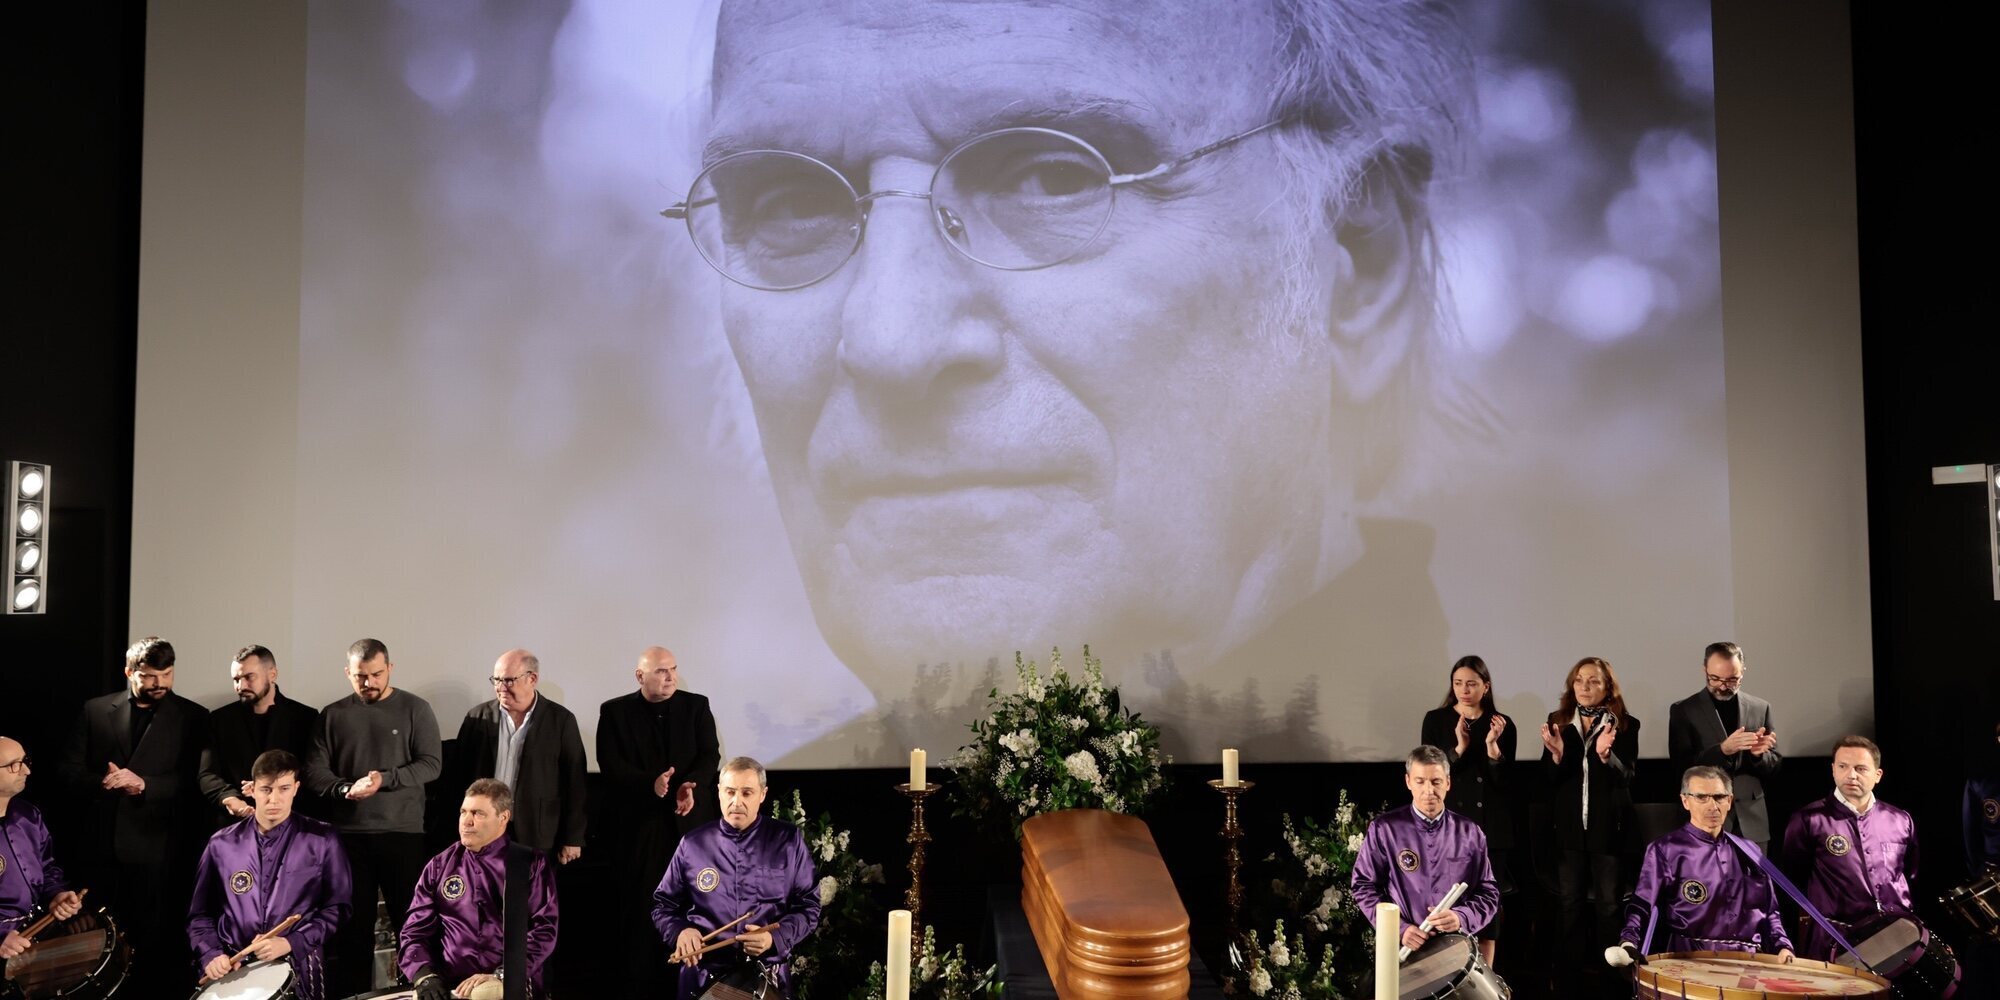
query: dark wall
6 0 1999 992
0 6 145 757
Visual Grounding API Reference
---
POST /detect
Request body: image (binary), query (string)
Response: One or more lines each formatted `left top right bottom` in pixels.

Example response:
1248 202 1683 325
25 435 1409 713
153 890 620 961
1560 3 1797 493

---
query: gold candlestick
895 781 940 950
1209 778 1255 993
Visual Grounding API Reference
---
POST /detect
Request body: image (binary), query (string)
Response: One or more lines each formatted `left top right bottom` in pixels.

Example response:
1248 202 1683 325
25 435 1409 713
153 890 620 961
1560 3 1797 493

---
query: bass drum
1834 913 1959 1000
1399 932 1509 1000
0 909 131 1000
1637 951 1890 998
188 960 295 1000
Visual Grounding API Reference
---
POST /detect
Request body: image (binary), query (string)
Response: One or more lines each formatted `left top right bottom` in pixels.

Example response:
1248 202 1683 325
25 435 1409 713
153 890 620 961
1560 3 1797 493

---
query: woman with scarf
1539 656 1640 999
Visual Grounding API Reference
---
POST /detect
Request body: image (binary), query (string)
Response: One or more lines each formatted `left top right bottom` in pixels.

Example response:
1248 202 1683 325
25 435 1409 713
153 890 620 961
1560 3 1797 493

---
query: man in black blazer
53 636 210 998
597 646 720 992
198 644 319 823
455 648 588 861
1668 641 1783 853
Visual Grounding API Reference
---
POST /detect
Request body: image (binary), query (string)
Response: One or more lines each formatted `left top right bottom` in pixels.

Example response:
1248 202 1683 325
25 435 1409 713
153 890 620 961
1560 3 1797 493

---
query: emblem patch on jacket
1397 849 1420 873
231 870 254 895
1681 879 1708 905
442 874 466 900
1826 834 1851 857
697 867 721 892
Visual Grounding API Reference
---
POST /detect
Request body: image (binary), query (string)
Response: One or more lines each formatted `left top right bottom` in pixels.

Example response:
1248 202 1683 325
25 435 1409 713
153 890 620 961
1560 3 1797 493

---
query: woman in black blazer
1419 655 1516 965
1538 655 1640 998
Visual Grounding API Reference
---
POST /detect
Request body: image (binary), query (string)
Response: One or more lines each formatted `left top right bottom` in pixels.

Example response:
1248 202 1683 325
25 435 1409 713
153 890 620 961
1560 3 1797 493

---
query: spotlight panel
1989 464 1999 602
5 461 48 614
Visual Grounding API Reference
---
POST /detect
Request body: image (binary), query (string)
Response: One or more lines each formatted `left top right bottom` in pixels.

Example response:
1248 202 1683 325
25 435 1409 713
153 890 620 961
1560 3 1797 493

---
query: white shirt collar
1835 789 1874 816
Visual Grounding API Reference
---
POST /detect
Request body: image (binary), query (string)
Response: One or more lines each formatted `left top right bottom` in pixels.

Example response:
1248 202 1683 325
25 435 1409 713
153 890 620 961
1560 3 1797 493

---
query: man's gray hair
1405 744 1450 773
1680 765 1732 794
1264 0 1481 500
722 755 767 788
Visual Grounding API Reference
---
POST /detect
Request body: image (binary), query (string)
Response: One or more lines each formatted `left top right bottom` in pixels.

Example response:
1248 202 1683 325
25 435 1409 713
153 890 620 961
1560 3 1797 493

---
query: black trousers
1556 848 1625 999
331 830 427 997
104 857 193 1000
615 819 683 993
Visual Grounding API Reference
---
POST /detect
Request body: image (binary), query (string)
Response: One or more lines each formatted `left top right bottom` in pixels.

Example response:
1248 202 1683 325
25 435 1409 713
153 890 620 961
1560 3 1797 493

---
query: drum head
1837 916 1922 974
1640 952 1889 997
191 959 293 1000
1400 933 1475 999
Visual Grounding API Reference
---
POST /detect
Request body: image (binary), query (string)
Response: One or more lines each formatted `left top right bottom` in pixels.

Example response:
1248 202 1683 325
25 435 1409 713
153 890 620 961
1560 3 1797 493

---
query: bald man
1 737 84 956
598 647 720 991
455 650 588 863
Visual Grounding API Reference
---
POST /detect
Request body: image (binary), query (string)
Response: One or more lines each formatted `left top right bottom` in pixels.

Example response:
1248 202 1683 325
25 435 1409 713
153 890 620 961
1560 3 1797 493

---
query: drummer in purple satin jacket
1781 736 1918 961
654 756 821 1000
1351 745 1501 953
188 750 351 1000
0 736 85 958
1611 766 1794 967
401 780 558 1000
1965 720 2000 876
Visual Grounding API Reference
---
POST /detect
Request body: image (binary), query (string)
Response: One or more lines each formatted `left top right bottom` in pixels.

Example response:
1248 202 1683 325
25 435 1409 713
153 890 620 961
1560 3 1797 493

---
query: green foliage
1240 791 1385 999
946 646 1169 834
772 790 887 1000
850 924 1001 1000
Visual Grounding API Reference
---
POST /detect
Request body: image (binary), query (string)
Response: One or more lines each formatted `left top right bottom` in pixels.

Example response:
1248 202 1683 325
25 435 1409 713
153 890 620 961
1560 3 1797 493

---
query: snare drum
1398 932 1509 1000
1834 913 1960 999
1636 951 1891 998
0 909 131 1000
189 960 295 1000
1938 869 2000 945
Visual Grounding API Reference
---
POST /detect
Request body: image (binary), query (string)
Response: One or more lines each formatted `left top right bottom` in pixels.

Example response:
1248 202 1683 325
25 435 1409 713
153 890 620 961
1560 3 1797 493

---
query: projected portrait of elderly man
668 0 1472 707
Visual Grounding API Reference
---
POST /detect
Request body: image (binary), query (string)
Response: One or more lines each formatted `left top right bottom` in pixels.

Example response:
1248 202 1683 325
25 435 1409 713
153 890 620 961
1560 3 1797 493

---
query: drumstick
15 889 88 941
1397 882 1468 961
195 914 302 985
678 934 748 962
700 912 752 940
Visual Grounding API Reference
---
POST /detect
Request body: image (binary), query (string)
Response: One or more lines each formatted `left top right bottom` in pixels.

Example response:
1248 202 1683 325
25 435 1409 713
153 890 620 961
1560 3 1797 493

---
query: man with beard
188 750 351 1000
304 638 443 996
598 646 719 991
54 636 210 997
199 645 320 823
0 736 85 956
653 757 818 1000
1669 642 1782 855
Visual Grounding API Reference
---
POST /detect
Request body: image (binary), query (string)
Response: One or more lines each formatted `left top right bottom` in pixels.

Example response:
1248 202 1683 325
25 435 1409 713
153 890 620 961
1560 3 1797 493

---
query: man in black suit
597 645 720 992
454 648 588 861
1668 640 1783 854
198 644 319 823
54 636 210 999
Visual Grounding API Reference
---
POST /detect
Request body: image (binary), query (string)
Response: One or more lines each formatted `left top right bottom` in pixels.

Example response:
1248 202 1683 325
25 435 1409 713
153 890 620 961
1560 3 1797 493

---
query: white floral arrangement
947 646 1169 832
854 924 999 1000
1244 790 1381 998
772 790 886 1000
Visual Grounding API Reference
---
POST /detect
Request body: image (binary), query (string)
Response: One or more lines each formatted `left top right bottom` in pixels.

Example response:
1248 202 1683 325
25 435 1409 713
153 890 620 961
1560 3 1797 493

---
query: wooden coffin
1020 809 1191 999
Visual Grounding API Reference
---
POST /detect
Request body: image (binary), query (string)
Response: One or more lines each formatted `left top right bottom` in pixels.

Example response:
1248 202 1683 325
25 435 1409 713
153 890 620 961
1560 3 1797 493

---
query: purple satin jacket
653 816 821 1000
188 814 351 1000
399 834 558 994
1623 822 1792 954
1781 793 1917 960
1350 805 1501 936
0 801 69 930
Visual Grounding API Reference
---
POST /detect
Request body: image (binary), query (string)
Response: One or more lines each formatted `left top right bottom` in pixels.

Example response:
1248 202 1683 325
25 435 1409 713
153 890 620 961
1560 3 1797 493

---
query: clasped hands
101 762 144 796
1720 726 1777 755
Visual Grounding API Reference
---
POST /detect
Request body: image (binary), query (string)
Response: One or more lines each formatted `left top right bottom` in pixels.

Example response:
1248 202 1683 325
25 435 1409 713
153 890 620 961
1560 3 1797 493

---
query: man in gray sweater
304 637 443 996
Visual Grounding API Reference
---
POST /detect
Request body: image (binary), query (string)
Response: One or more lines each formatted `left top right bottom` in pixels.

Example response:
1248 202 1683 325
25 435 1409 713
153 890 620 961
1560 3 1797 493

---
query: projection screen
131 0 1872 769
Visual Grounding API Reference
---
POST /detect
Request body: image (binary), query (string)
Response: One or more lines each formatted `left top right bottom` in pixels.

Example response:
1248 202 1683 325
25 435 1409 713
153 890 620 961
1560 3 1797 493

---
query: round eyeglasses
663 120 1286 291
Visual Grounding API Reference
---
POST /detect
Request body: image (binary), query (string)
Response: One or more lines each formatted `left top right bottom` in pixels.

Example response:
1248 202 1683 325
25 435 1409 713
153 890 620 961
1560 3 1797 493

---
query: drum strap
503 842 531 1000
1723 832 1874 972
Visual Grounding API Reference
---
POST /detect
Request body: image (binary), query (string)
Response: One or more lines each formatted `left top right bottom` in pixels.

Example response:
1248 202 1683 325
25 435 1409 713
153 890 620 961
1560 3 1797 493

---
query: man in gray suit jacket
455 649 587 862
1668 641 1783 853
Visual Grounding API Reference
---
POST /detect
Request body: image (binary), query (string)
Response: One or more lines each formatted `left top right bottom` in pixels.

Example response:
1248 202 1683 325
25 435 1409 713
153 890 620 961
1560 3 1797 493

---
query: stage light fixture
6 461 48 614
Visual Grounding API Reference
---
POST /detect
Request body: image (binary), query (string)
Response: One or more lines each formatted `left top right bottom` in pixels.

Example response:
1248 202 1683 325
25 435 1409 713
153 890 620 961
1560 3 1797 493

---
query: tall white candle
1221 748 1240 787
1375 902 1400 999
910 748 927 790
886 909 912 1000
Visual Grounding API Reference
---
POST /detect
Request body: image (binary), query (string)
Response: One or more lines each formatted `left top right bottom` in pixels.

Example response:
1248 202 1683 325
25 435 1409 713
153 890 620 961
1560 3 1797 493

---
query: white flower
816 837 837 863
1118 730 1141 756
1248 967 1273 996
1336 801 1355 826
1064 750 1101 785
999 729 1039 758
817 875 839 907
1269 938 1290 968
1104 793 1124 813
792 955 810 973
1302 855 1330 878
1281 984 1303 1000
836 831 851 852
1346 833 1364 853
1065 715 1088 731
